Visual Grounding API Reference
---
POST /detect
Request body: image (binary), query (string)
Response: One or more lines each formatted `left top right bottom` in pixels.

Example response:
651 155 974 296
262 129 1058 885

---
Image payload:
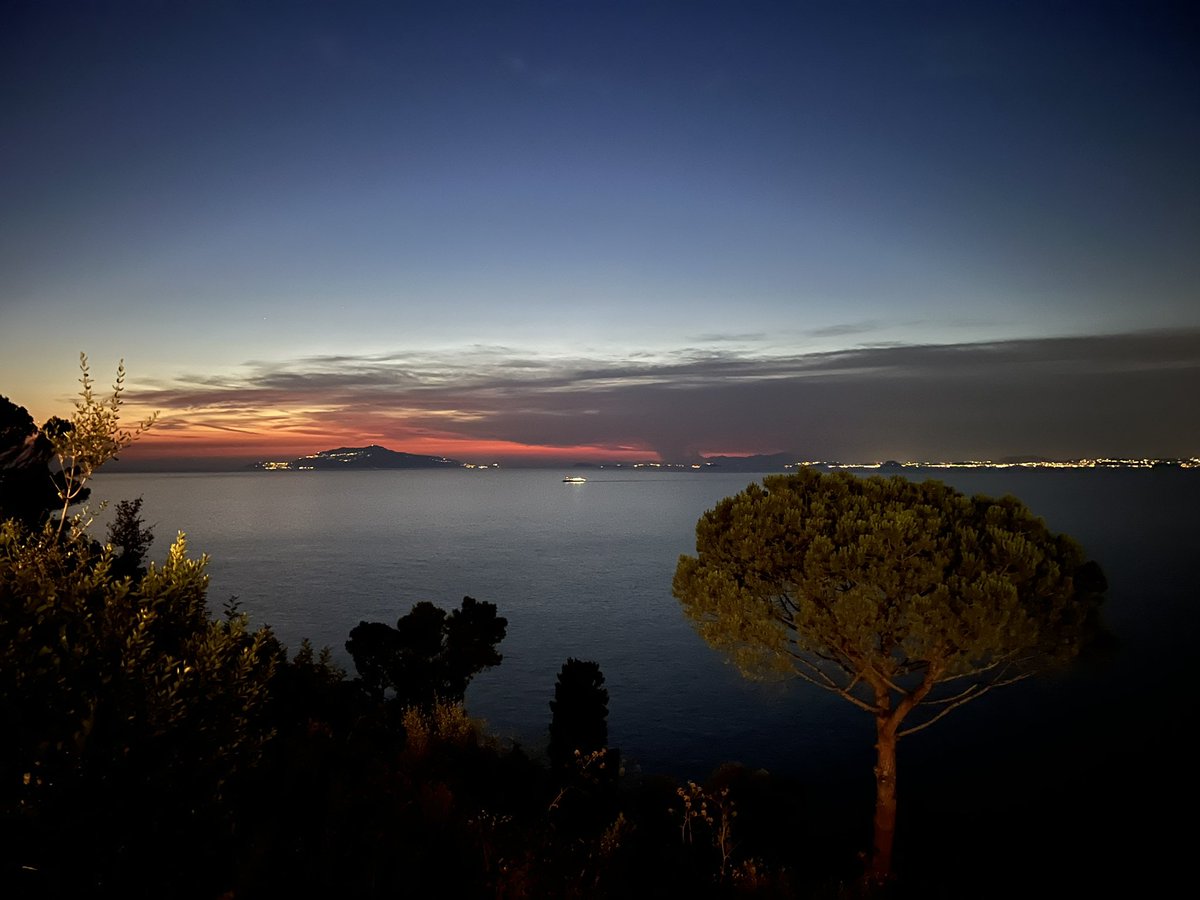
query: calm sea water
88 468 1191 768
86 465 1195 885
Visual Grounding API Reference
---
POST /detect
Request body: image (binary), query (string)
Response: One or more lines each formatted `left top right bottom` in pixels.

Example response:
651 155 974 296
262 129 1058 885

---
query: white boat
562 476 588 483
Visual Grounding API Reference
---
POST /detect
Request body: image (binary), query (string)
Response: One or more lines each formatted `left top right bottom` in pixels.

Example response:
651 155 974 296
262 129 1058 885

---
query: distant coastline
790 457 1200 471
101 445 1200 474
248 445 461 471
241 445 1200 473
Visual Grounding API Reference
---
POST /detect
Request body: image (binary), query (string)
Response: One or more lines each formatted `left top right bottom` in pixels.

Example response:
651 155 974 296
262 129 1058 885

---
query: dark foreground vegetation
2 363 1111 898
0 500 821 898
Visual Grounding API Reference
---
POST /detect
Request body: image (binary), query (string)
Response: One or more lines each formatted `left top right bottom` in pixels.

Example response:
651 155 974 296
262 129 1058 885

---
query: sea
88 465 1194 887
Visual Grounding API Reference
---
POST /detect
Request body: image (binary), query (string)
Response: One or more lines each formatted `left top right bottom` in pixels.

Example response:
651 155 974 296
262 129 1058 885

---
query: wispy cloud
686 331 770 344
803 321 887 339
129 329 1200 463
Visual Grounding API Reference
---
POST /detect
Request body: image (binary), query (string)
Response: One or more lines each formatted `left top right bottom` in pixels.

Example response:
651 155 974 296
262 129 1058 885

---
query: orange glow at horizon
125 422 659 464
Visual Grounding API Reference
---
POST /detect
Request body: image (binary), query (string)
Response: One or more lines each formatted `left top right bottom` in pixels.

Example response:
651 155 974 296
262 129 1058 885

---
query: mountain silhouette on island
250 445 461 470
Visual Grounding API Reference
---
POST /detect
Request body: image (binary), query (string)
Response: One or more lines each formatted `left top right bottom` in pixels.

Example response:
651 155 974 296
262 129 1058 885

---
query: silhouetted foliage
106 495 154 581
0 521 278 896
0 367 263 898
0 397 76 528
2 356 156 540
673 468 1107 882
543 659 619 842
342 620 398 702
548 657 609 772
46 354 156 538
346 596 507 708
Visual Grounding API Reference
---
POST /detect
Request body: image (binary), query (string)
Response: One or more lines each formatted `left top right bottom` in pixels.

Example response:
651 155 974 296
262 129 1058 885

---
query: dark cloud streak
139 330 1200 462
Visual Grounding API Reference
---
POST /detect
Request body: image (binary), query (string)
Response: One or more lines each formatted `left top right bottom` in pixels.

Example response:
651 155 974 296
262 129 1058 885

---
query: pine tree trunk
870 716 899 882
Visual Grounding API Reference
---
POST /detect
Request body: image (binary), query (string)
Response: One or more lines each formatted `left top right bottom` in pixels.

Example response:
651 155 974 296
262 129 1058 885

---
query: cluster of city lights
629 462 712 470
256 454 1199 472
788 458 1199 470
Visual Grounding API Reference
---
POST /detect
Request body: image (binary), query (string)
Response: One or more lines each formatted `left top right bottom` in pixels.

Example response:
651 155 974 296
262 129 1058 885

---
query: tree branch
786 647 851 691
898 670 1034 738
790 666 878 713
921 681 981 706
930 653 1024 684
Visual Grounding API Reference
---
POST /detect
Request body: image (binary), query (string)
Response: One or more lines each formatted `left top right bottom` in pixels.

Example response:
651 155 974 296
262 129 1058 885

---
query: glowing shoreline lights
789 458 1200 470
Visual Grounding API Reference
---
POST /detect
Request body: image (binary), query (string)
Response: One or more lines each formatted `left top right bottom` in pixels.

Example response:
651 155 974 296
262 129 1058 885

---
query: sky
2 0 1197 467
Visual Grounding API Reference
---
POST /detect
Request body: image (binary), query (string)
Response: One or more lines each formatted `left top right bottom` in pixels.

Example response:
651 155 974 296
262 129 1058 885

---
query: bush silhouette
346 596 507 708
